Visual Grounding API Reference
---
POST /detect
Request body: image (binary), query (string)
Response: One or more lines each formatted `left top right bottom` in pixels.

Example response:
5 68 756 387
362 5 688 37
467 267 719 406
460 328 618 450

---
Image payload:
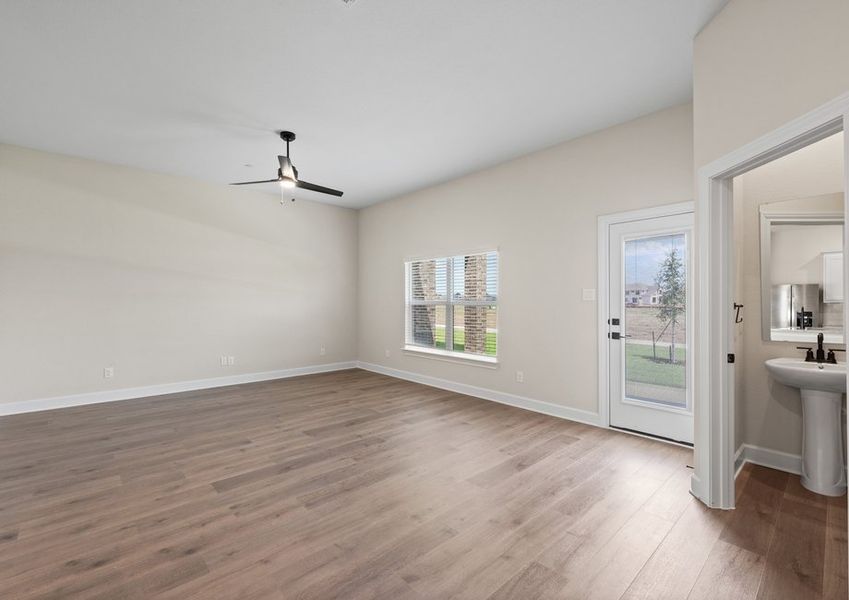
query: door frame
693 92 849 510
597 201 695 432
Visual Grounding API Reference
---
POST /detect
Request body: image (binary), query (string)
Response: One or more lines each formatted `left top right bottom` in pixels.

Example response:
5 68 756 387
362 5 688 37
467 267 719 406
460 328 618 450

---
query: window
405 251 498 361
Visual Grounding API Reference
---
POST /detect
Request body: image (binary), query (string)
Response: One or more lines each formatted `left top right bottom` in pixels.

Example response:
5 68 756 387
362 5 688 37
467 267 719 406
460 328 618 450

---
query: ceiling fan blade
295 180 344 197
278 156 296 180
230 179 279 186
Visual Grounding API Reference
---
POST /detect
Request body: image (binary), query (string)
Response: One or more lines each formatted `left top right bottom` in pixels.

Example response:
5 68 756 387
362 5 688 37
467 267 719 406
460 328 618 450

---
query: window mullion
445 258 454 352
405 262 411 345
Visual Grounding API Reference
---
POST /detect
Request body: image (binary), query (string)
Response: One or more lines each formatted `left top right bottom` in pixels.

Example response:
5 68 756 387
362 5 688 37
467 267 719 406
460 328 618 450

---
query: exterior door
608 212 694 444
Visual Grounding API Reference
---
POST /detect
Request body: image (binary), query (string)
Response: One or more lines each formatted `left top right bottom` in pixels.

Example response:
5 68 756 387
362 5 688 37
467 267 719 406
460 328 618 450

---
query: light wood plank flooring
0 369 845 599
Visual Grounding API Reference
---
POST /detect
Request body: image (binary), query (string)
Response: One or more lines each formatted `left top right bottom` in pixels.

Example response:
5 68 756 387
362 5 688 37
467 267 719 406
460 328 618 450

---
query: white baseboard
356 361 602 427
0 361 358 416
734 443 802 478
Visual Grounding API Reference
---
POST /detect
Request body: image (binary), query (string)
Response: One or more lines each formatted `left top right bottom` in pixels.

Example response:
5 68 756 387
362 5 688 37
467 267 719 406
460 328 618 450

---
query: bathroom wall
732 133 844 458
733 176 747 454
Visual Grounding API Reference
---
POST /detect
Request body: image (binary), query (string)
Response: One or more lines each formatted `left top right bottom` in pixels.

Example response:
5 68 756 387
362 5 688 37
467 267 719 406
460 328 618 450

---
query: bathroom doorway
694 94 849 509
732 132 845 497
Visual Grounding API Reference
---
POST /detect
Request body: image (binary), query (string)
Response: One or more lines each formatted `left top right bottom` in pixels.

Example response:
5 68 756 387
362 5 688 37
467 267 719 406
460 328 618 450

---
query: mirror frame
758 207 844 342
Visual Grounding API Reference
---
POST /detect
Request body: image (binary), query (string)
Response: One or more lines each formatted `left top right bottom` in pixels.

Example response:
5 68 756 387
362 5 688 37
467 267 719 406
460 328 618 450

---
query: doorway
736 135 845 496
694 93 849 509
599 203 695 445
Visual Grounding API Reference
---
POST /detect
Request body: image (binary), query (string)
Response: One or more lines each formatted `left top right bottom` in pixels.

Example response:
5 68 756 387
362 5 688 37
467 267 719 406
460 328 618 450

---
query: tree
654 247 686 363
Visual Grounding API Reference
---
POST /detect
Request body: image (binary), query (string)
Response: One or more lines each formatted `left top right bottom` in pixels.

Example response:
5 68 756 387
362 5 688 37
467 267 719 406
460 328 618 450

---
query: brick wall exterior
410 255 494 354
411 260 437 345
463 255 488 354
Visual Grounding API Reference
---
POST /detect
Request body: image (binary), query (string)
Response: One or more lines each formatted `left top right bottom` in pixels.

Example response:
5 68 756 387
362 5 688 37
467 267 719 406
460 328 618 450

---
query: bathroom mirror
760 201 844 343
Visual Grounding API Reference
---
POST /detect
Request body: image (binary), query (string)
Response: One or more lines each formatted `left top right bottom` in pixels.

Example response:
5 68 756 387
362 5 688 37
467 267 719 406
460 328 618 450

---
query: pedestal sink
765 358 846 496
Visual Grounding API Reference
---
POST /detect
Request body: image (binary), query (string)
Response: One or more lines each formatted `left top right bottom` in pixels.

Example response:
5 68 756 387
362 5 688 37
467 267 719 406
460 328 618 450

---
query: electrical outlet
320 345 326 356
227 356 235 366
515 371 524 383
385 349 391 358
103 366 114 379
582 288 596 302
220 356 228 366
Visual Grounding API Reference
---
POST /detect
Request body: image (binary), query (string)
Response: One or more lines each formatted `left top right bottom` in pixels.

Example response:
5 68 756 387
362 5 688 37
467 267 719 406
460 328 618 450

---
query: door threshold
609 425 694 448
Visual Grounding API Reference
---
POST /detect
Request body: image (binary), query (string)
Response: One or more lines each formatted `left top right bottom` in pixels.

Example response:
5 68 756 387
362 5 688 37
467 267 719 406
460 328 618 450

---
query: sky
624 234 686 286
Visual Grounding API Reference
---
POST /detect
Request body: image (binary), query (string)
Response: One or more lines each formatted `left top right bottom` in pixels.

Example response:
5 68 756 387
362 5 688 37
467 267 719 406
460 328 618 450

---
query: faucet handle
796 347 815 362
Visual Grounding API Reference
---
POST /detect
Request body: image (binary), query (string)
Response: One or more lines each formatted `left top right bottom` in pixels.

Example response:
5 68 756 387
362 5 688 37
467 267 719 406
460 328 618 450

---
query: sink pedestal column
800 389 846 496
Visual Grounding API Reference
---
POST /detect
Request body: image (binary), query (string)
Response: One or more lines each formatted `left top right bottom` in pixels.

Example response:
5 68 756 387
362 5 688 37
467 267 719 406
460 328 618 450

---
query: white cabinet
822 251 843 303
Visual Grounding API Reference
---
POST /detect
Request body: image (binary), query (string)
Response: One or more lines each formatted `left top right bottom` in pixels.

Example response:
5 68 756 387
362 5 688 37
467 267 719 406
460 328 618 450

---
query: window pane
623 233 687 407
453 305 497 356
410 305 447 350
410 258 448 302
451 252 498 302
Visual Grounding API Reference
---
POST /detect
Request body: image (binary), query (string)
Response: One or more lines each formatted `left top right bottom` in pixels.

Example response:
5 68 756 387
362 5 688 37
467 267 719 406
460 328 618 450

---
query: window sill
402 345 499 368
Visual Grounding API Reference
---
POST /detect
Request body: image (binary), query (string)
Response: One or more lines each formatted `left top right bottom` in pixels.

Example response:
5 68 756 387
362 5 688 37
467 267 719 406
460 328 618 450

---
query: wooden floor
0 369 845 599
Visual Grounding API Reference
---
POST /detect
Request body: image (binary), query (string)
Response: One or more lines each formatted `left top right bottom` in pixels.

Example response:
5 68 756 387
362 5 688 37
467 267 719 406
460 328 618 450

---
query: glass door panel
623 233 688 408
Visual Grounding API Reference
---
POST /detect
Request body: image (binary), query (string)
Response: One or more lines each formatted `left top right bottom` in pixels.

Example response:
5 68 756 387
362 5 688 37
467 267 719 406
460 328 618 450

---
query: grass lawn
626 343 686 389
434 327 497 356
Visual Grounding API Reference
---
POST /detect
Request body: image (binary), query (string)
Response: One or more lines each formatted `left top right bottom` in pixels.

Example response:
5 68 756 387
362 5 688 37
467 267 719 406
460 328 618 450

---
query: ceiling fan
230 131 343 197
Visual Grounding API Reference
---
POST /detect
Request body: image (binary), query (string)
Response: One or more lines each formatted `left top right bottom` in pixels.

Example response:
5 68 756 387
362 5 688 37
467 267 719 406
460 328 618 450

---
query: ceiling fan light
279 177 296 189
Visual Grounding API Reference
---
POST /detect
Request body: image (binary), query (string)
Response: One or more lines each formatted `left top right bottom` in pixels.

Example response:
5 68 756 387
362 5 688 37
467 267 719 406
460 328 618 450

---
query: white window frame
404 251 499 365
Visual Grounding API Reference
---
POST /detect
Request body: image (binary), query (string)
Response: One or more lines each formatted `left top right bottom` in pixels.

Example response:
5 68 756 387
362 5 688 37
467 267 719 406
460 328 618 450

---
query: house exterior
625 284 662 306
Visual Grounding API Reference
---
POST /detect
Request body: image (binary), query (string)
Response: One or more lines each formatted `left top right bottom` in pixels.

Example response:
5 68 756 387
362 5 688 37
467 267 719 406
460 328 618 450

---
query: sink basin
765 358 847 497
765 358 847 393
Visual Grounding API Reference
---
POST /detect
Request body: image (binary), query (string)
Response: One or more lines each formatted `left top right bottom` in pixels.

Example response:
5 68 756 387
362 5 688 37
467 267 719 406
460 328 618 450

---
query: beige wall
5 0 845 437
0 144 359 403
694 0 849 168
358 104 693 416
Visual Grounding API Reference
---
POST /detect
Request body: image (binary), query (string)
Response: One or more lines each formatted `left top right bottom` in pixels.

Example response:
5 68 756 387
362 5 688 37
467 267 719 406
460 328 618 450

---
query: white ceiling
0 0 728 208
